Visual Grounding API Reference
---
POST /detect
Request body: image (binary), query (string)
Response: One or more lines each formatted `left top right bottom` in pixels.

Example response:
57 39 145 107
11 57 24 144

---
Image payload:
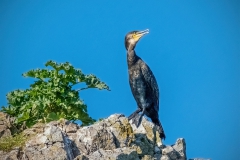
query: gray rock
86 147 139 160
0 147 20 160
22 123 71 160
132 133 154 156
74 114 135 155
160 155 171 160
160 138 187 160
75 122 117 154
0 112 188 160
0 112 17 138
189 158 211 160
172 138 186 160
130 115 163 147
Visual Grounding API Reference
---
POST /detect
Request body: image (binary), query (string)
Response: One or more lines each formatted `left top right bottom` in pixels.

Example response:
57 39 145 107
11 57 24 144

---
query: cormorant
125 29 166 140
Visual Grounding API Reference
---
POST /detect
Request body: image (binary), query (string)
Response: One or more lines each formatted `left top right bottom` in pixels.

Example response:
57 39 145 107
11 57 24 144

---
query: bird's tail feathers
152 118 166 140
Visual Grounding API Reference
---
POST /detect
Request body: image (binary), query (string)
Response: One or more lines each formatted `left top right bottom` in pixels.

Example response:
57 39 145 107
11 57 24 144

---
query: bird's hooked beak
133 29 149 42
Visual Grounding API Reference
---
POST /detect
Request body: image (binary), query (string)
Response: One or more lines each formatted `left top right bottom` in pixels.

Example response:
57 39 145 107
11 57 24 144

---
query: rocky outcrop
189 158 211 160
0 113 187 160
0 112 17 138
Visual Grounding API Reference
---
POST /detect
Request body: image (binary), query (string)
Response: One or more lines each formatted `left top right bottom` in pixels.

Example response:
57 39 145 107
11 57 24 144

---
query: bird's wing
140 61 159 111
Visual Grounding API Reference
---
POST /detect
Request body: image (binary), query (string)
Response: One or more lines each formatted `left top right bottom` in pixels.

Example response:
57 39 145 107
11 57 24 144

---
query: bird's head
125 29 149 51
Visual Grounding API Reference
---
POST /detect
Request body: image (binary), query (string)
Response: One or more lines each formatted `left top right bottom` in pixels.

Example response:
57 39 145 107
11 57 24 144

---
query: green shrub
1 60 109 127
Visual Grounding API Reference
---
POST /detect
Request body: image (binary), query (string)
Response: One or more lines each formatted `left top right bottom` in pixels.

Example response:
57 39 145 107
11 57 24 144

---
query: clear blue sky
0 1 239 159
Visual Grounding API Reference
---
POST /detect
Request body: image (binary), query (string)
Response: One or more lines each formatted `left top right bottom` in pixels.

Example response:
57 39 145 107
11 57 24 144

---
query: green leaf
46 112 59 122
17 111 30 123
1 60 109 128
26 120 36 128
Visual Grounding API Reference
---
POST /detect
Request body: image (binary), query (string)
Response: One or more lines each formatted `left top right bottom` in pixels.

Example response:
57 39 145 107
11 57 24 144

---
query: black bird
125 29 165 140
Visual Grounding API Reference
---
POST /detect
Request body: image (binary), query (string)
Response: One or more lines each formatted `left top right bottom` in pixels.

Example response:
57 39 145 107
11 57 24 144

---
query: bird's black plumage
125 29 165 140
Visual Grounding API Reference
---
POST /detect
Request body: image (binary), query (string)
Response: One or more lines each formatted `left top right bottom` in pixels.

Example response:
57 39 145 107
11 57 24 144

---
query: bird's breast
128 65 144 85
129 70 141 79
129 66 146 91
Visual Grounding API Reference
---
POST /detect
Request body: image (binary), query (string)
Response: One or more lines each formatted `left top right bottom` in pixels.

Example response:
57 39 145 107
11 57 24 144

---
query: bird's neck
127 49 138 66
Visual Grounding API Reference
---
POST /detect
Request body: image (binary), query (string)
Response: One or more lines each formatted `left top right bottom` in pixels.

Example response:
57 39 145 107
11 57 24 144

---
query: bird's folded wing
140 62 159 112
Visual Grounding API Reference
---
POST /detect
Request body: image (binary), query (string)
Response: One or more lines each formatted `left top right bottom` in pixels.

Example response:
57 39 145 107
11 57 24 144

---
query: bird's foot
132 116 140 127
128 108 142 121
132 114 143 127
128 114 135 121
